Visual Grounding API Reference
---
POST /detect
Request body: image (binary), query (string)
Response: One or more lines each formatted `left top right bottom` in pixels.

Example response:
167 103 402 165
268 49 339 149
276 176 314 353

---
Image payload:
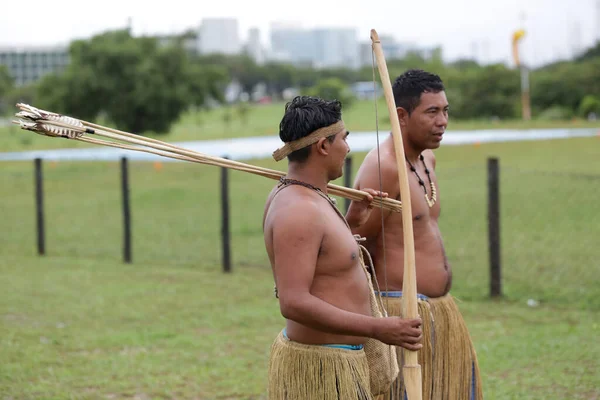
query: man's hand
373 317 423 351
346 188 388 229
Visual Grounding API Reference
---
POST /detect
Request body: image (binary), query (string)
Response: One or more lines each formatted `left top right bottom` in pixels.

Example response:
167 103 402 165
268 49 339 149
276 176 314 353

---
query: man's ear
315 137 330 156
397 107 409 127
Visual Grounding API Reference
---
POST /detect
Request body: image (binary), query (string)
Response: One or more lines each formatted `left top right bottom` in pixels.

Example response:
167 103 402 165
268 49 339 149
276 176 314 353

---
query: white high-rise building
270 23 317 66
596 0 600 41
246 27 265 64
269 24 360 69
198 18 241 55
314 28 359 69
358 35 417 67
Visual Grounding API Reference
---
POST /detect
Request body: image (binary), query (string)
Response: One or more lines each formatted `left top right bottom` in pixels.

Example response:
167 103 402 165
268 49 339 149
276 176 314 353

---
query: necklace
278 177 337 205
405 154 437 208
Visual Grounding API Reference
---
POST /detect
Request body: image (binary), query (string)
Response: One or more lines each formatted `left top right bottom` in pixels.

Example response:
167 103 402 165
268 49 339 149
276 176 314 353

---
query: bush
578 95 600 118
306 78 354 109
537 105 574 120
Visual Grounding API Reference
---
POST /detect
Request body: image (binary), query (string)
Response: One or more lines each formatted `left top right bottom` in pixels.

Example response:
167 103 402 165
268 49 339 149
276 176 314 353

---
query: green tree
0 65 14 114
578 95 600 118
306 77 354 108
197 54 263 96
449 59 480 70
531 59 600 116
576 41 600 62
294 67 321 90
443 64 520 119
0 65 13 98
263 62 296 98
36 29 227 134
6 83 37 109
318 67 360 84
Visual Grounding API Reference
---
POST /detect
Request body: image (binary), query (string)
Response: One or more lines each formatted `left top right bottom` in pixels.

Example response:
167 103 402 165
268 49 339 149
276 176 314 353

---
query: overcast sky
1 0 599 67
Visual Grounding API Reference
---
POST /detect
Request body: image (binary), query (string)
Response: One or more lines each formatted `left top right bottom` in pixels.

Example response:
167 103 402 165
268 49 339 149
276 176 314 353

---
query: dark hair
392 69 445 114
279 96 342 162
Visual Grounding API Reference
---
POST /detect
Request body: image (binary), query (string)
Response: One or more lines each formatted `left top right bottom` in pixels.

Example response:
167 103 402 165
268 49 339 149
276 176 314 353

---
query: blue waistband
375 290 430 301
282 328 364 350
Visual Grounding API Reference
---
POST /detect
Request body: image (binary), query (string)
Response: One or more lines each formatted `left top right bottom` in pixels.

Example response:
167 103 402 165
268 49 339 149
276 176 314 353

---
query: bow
370 29 423 400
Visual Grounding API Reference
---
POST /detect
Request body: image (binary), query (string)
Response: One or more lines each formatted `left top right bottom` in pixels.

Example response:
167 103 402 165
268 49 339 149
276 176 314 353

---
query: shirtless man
345 69 482 400
263 95 423 400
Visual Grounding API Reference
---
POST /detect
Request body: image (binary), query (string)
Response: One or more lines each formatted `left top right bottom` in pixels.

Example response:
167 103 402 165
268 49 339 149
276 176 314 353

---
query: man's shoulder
269 187 326 220
360 146 398 175
266 191 328 242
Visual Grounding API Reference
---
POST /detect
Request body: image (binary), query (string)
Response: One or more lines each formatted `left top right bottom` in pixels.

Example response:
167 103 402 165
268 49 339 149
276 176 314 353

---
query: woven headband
272 121 345 161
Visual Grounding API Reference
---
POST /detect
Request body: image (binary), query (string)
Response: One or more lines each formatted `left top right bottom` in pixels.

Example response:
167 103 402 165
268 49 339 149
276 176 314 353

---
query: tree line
1 29 599 134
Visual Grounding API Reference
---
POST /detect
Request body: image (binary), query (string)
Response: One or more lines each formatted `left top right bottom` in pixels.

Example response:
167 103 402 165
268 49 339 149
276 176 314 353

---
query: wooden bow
370 29 423 400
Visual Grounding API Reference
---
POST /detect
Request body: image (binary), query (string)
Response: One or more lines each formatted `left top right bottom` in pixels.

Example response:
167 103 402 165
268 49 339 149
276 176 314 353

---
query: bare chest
318 211 361 273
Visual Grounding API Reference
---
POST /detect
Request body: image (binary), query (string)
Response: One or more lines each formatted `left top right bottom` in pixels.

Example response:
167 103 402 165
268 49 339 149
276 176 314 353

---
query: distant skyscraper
358 35 414 67
596 0 600 41
358 42 374 67
269 23 359 69
379 35 413 60
198 18 241 55
270 23 317 66
314 28 359 69
246 27 265 64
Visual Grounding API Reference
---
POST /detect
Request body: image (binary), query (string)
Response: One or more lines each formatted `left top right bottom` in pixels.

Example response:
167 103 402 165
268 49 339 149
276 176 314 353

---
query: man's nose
437 113 448 126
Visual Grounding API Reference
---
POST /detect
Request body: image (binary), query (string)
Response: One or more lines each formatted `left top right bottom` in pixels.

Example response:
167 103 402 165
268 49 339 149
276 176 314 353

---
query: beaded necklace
405 154 437 208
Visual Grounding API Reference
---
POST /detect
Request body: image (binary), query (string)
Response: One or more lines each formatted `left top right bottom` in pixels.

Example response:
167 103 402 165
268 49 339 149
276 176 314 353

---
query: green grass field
1 102 599 398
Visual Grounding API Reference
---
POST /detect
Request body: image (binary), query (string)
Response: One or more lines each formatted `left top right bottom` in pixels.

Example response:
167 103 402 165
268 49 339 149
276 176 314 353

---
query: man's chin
430 140 442 149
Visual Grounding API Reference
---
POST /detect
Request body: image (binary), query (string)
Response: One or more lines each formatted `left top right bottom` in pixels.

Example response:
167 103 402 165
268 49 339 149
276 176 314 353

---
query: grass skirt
376 294 483 400
268 330 373 400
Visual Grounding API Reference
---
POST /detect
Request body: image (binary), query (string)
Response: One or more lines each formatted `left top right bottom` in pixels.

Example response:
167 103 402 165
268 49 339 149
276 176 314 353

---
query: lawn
1 131 599 398
0 255 597 399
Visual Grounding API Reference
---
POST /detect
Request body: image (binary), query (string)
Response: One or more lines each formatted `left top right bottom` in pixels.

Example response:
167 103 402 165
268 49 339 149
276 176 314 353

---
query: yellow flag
512 29 526 43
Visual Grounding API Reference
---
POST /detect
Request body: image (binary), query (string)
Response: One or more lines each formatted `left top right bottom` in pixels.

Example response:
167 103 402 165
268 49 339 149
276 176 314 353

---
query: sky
1 0 599 67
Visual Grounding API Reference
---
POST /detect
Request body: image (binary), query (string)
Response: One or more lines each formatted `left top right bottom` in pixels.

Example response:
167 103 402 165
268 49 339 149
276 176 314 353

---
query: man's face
327 129 350 181
404 91 449 150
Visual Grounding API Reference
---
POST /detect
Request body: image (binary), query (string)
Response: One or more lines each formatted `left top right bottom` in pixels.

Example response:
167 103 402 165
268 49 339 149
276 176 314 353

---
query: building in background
313 28 359 69
269 23 360 69
358 35 417 67
0 18 438 87
350 81 382 100
245 27 265 64
269 22 317 66
0 46 69 86
198 18 241 55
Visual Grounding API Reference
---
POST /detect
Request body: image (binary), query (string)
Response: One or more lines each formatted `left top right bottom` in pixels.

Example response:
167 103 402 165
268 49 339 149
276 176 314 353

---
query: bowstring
371 46 389 305
372 42 397 400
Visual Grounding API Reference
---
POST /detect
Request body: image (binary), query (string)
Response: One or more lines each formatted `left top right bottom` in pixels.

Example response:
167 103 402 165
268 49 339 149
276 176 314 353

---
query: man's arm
273 200 422 348
424 150 452 292
273 201 379 337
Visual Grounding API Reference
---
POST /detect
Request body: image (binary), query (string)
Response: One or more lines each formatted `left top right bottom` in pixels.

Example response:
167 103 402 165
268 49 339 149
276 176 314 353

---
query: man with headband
263 95 423 400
